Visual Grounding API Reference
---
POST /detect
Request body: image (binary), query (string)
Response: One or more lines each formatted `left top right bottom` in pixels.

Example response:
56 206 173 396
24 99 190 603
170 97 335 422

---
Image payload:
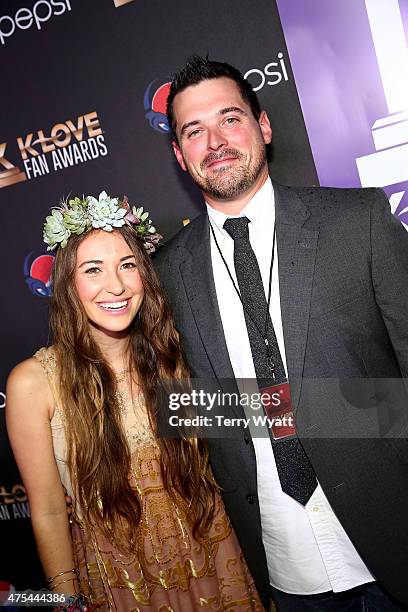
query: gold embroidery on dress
35 347 263 611
35 346 57 375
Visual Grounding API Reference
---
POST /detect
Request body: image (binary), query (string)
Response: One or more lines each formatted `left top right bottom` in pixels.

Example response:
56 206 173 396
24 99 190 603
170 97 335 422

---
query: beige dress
35 347 264 612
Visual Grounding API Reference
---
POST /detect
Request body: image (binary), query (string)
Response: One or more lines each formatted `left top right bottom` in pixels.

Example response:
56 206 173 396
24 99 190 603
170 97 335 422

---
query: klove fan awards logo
144 80 171 134
0 483 30 521
0 111 108 189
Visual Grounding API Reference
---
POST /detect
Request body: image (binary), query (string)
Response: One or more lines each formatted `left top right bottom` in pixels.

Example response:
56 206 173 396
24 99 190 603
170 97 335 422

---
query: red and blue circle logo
0 581 15 610
24 252 54 297
144 80 171 133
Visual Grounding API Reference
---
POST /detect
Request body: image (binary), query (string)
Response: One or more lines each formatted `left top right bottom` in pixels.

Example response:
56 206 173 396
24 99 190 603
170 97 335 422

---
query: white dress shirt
207 177 375 594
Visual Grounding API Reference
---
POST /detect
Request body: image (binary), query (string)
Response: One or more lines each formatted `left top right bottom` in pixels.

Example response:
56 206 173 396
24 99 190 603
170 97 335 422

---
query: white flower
87 191 126 232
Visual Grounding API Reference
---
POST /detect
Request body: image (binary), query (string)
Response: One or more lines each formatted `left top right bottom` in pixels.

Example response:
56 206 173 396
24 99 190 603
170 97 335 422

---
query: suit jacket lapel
274 183 319 412
178 214 240 402
176 184 319 416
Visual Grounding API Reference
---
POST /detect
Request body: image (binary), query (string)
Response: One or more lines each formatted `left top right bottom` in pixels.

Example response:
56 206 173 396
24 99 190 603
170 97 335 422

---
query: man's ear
172 140 187 172
258 111 272 145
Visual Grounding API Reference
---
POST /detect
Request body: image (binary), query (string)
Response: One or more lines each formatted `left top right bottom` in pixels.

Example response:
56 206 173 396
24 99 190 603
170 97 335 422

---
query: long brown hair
50 225 217 547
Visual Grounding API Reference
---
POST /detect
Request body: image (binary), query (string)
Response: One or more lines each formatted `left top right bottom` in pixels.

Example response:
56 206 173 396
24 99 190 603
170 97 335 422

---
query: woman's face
74 230 144 338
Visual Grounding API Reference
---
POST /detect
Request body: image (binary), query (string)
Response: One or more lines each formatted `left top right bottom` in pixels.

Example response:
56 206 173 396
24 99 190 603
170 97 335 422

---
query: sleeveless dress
35 348 264 612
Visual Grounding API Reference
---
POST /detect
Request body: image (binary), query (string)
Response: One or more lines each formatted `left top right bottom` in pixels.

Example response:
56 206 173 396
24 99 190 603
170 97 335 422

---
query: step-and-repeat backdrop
1 0 407 592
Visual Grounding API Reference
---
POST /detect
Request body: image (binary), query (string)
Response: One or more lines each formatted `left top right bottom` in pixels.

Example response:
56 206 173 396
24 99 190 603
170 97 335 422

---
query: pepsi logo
144 80 171 133
23 252 54 297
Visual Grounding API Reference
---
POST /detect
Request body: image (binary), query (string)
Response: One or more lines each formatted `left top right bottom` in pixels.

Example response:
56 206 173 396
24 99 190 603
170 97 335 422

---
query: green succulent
43 209 71 251
131 206 154 235
63 197 90 235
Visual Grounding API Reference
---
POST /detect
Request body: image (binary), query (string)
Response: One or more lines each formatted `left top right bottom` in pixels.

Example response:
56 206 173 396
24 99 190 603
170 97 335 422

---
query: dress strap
34 346 60 405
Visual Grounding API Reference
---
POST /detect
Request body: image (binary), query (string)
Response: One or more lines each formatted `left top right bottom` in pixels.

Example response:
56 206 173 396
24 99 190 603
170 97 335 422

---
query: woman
6 192 263 611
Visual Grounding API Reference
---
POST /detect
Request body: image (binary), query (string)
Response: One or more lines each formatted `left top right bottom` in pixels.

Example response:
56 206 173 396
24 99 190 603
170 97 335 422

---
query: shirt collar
206 177 275 234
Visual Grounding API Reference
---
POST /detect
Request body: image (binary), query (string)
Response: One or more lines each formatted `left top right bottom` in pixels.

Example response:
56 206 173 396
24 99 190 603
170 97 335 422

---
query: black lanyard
209 219 278 377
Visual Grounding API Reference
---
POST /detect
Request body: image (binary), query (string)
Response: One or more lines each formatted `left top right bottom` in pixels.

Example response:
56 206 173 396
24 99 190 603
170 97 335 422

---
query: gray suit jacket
154 182 408 608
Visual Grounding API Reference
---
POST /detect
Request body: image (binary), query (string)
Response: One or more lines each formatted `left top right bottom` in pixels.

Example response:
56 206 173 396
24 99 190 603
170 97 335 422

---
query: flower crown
43 191 162 253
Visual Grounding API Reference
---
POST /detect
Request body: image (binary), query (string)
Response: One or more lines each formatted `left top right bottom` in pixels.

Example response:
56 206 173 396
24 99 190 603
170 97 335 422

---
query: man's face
172 77 272 202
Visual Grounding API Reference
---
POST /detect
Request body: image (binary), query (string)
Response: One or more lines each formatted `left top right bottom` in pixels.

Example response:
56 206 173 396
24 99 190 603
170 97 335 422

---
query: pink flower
125 211 141 225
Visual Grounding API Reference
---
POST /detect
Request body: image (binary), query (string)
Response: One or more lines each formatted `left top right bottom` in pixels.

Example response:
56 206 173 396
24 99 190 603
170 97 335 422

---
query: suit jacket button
246 494 255 504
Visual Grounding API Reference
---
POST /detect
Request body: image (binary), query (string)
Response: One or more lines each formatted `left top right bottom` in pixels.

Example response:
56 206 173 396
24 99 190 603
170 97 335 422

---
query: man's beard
193 146 267 200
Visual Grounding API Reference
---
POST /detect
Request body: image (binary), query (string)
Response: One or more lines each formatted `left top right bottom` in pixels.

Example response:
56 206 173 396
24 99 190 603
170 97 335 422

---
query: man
154 56 408 611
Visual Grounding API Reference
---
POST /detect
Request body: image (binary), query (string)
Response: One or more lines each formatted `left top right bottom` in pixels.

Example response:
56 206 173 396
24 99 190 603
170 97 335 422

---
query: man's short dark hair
167 55 262 139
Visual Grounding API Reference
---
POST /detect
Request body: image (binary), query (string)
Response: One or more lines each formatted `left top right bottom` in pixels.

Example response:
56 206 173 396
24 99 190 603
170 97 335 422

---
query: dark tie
223 216 317 505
